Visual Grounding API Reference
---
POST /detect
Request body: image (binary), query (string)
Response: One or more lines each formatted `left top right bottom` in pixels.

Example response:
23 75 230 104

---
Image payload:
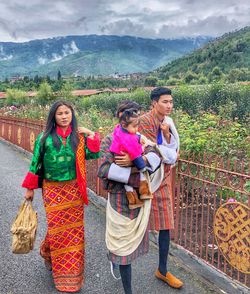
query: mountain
155 27 250 79
0 35 211 79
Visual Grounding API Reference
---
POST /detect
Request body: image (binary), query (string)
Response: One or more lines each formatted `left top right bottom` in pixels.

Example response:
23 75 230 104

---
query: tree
208 67 223 82
166 78 181 86
198 75 208 84
57 70 62 80
23 76 30 82
5 89 27 106
227 68 242 83
59 82 74 100
144 76 158 86
37 82 54 106
184 71 197 84
212 66 223 77
46 75 51 83
156 80 167 86
33 74 41 85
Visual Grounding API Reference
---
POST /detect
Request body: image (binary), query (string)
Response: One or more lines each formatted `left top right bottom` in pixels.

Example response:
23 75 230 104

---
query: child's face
124 118 139 134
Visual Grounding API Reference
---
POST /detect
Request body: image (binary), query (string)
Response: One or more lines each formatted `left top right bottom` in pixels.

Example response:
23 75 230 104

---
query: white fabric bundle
106 167 164 256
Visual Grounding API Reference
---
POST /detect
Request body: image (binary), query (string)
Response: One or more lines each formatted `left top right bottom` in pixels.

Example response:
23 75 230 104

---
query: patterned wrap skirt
149 166 175 231
40 179 84 292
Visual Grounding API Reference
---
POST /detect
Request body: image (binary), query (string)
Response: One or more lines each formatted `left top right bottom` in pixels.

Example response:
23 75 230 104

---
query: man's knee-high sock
119 264 132 294
158 229 170 276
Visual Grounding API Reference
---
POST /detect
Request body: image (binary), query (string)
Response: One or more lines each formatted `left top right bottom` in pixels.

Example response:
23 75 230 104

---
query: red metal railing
174 154 249 287
0 115 249 287
0 116 108 197
0 116 45 152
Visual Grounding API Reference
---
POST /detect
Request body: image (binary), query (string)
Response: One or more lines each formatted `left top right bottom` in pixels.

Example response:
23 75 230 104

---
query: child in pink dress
110 108 152 209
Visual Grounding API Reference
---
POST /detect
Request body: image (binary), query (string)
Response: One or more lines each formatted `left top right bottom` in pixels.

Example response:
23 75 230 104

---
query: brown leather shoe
139 180 153 199
126 191 144 209
155 269 183 289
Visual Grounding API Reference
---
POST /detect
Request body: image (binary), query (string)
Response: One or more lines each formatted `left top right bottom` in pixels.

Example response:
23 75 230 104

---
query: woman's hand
25 189 34 201
87 132 95 139
78 127 95 139
115 152 133 167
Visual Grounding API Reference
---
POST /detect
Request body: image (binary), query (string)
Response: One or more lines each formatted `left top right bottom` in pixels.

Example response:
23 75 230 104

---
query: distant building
108 72 145 80
9 75 24 83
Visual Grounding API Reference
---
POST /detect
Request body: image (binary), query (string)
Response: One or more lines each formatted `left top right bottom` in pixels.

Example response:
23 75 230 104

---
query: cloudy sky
0 0 249 42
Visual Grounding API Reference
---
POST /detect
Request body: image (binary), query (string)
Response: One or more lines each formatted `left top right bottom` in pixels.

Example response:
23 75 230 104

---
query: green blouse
29 132 99 182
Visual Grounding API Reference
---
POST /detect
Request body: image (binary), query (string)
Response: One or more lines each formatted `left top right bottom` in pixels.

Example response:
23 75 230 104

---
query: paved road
0 140 218 294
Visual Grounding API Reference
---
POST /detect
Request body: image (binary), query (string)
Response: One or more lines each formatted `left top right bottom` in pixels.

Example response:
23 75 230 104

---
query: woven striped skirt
40 179 84 292
149 168 175 231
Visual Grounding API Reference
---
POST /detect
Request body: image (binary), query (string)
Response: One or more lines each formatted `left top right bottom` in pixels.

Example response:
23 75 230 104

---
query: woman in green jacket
22 100 100 292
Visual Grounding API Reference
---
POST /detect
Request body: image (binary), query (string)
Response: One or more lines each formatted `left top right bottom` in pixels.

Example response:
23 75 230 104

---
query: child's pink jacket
110 124 143 160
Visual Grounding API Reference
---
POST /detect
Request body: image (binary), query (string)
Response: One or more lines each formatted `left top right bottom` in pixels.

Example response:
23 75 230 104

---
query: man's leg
119 264 132 294
158 229 170 275
156 229 183 289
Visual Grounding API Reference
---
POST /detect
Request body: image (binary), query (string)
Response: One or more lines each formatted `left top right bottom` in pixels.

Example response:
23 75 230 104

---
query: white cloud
38 41 80 64
0 0 249 41
62 41 79 55
0 55 13 61
51 53 63 62
157 16 241 38
37 57 47 65
0 45 13 60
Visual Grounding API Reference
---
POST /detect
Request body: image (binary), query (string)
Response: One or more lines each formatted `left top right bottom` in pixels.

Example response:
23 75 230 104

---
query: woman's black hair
119 108 139 127
40 100 79 152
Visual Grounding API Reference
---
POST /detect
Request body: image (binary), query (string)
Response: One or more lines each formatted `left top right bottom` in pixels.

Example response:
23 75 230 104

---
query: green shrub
35 82 55 106
173 110 249 160
172 82 250 121
5 89 28 106
78 88 151 115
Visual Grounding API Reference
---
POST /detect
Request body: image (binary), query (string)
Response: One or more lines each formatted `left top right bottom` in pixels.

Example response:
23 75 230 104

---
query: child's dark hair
116 100 141 118
119 108 139 126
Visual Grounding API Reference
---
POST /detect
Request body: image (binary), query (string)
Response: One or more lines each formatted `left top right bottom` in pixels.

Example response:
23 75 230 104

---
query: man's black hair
150 87 172 101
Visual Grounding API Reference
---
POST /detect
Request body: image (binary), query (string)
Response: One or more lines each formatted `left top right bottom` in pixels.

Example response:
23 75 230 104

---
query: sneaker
109 260 121 280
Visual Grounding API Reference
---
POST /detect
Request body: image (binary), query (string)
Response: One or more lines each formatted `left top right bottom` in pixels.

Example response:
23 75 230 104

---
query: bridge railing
0 115 249 288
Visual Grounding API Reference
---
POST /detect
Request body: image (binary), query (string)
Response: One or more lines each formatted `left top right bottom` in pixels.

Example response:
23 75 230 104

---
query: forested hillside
154 27 250 84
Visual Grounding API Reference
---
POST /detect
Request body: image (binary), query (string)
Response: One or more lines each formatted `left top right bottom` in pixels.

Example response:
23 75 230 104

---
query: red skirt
40 179 84 292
